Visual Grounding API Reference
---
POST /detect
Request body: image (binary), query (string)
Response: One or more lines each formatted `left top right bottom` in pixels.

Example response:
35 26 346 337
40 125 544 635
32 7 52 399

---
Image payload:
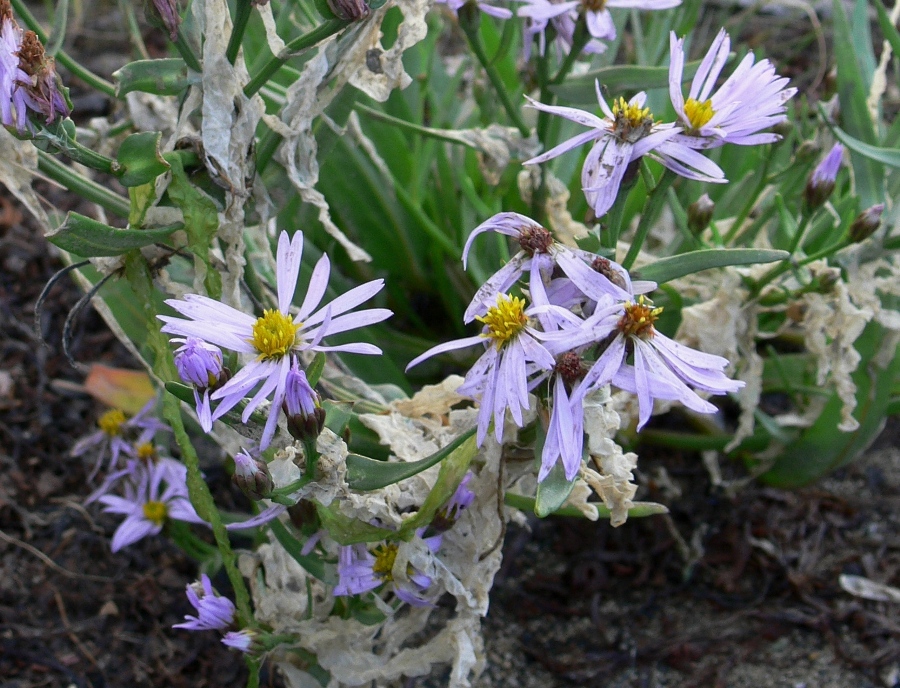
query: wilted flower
173 574 236 632
668 29 796 150
15 30 69 126
524 85 725 217
160 231 391 449
222 629 256 653
173 337 227 433
99 461 204 552
804 143 843 210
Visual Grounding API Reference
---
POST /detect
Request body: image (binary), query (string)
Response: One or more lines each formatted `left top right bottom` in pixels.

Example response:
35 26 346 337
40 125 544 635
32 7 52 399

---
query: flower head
173 337 227 432
668 29 796 149
578 0 680 42
173 574 236 632
222 629 256 653
99 461 204 552
159 231 391 449
425 472 476 535
804 143 843 210
524 84 725 217
15 30 69 126
516 0 606 60
282 360 325 441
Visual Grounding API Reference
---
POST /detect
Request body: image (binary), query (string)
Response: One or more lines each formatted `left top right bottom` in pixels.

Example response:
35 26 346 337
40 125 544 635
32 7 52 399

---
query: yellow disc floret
136 442 158 463
372 543 399 582
143 500 168 526
618 295 663 339
98 409 127 436
683 98 715 130
476 294 528 347
612 97 652 128
250 309 300 360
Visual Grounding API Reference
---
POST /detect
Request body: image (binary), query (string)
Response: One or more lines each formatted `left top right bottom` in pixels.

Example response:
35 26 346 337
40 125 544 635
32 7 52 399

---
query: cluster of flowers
173 573 255 653
0 0 69 133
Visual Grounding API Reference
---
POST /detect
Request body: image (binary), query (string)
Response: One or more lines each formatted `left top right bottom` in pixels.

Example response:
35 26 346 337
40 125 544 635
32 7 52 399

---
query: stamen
554 352 585 384
618 295 663 339
683 98 715 130
250 309 299 360
476 295 528 347
611 97 654 142
143 500 168 526
517 225 554 256
372 543 398 582
98 409 127 436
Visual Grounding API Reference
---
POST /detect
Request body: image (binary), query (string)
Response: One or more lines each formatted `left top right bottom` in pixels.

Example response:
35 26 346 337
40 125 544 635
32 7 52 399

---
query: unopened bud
173 337 227 390
150 0 182 40
326 0 369 21
794 140 820 163
232 450 274 500
283 360 326 441
423 472 475 537
687 193 715 234
848 204 884 243
803 143 842 211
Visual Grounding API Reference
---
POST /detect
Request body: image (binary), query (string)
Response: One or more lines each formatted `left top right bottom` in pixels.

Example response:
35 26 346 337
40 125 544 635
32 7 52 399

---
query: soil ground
2 2 900 687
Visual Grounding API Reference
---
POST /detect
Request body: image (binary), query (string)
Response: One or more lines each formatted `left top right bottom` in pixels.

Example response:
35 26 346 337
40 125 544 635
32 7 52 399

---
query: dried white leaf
840 574 900 603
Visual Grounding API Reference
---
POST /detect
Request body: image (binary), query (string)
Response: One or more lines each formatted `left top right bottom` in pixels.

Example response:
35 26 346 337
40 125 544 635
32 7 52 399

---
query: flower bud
804 143 842 211
424 472 475 537
326 0 369 21
283 360 326 441
150 0 182 40
173 337 226 389
848 204 884 243
232 450 274 501
687 193 715 234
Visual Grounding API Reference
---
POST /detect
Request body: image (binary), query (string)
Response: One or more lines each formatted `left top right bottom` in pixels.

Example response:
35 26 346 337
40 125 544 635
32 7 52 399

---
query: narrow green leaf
46 212 181 257
114 58 196 97
396 432 478 539
346 427 476 492
306 353 327 387
118 132 170 187
549 59 705 105
316 503 394 545
269 519 335 583
826 118 900 168
873 0 900 60
504 493 669 519
534 461 576 517
634 248 789 284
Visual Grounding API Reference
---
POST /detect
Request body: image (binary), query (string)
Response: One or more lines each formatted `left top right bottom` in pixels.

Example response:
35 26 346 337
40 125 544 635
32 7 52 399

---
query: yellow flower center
98 409 127 436
618 296 663 339
611 97 654 142
136 442 158 463
143 500 168 526
250 309 299 360
683 98 714 130
476 295 528 348
372 543 398 582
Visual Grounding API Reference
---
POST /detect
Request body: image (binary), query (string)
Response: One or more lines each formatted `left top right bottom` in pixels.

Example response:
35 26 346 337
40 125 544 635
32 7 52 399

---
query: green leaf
550 59 705 105
874 0 900 62
534 461 576 517
634 248 789 284
117 132 170 187
316 503 395 545
46 212 181 257
306 353 327 387
504 493 669 519
396 432 478 539
269 519 336 583
346 427 477 491
826 118 900 169
128 182 157 227
114 58 196 97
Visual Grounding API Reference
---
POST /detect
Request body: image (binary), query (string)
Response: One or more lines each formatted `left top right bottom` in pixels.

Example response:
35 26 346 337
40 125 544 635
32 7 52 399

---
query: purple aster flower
85 452 184 505
516 0 606 59
16 31 70 126
159 231 392 450
0 7 29 132
550 295 744 429
539 352 588 481
436 0 513 19
804 143 843 210
282 359 325 441
407 293 559 445
72 399 169 479
173 573 236 631
462 212 655 322
173 337 226 433
334 538 440 607
580 0 680 42
668 29 796 150
99 460 204 552
524 85 726 218
222 629 255 653
425 472 476 536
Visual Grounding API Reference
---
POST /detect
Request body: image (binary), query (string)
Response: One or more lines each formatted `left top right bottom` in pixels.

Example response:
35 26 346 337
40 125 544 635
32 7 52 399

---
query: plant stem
227 0 254 65
750 238 851 297
622 168 676 270
458 5 530 138
163 393 254 625
37 151 131 217
174 27 202 73
244 18 348 98
11 0 116 97
787 211 813 255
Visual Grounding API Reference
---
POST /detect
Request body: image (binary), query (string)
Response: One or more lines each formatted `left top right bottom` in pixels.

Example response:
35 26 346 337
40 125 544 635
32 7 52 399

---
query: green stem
163 394 254 625
37 152 131 217
458 5 530 138
255 126 282 174
550 19 589 86
244 18 348 98
727 157 771 242
787 211 813 255
622 168 677 270
750 238 851 297
602 171 639 251
227 0 254 65
11 0 116 97
34 120 120 175
174 27 202 73
302 438 319 481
